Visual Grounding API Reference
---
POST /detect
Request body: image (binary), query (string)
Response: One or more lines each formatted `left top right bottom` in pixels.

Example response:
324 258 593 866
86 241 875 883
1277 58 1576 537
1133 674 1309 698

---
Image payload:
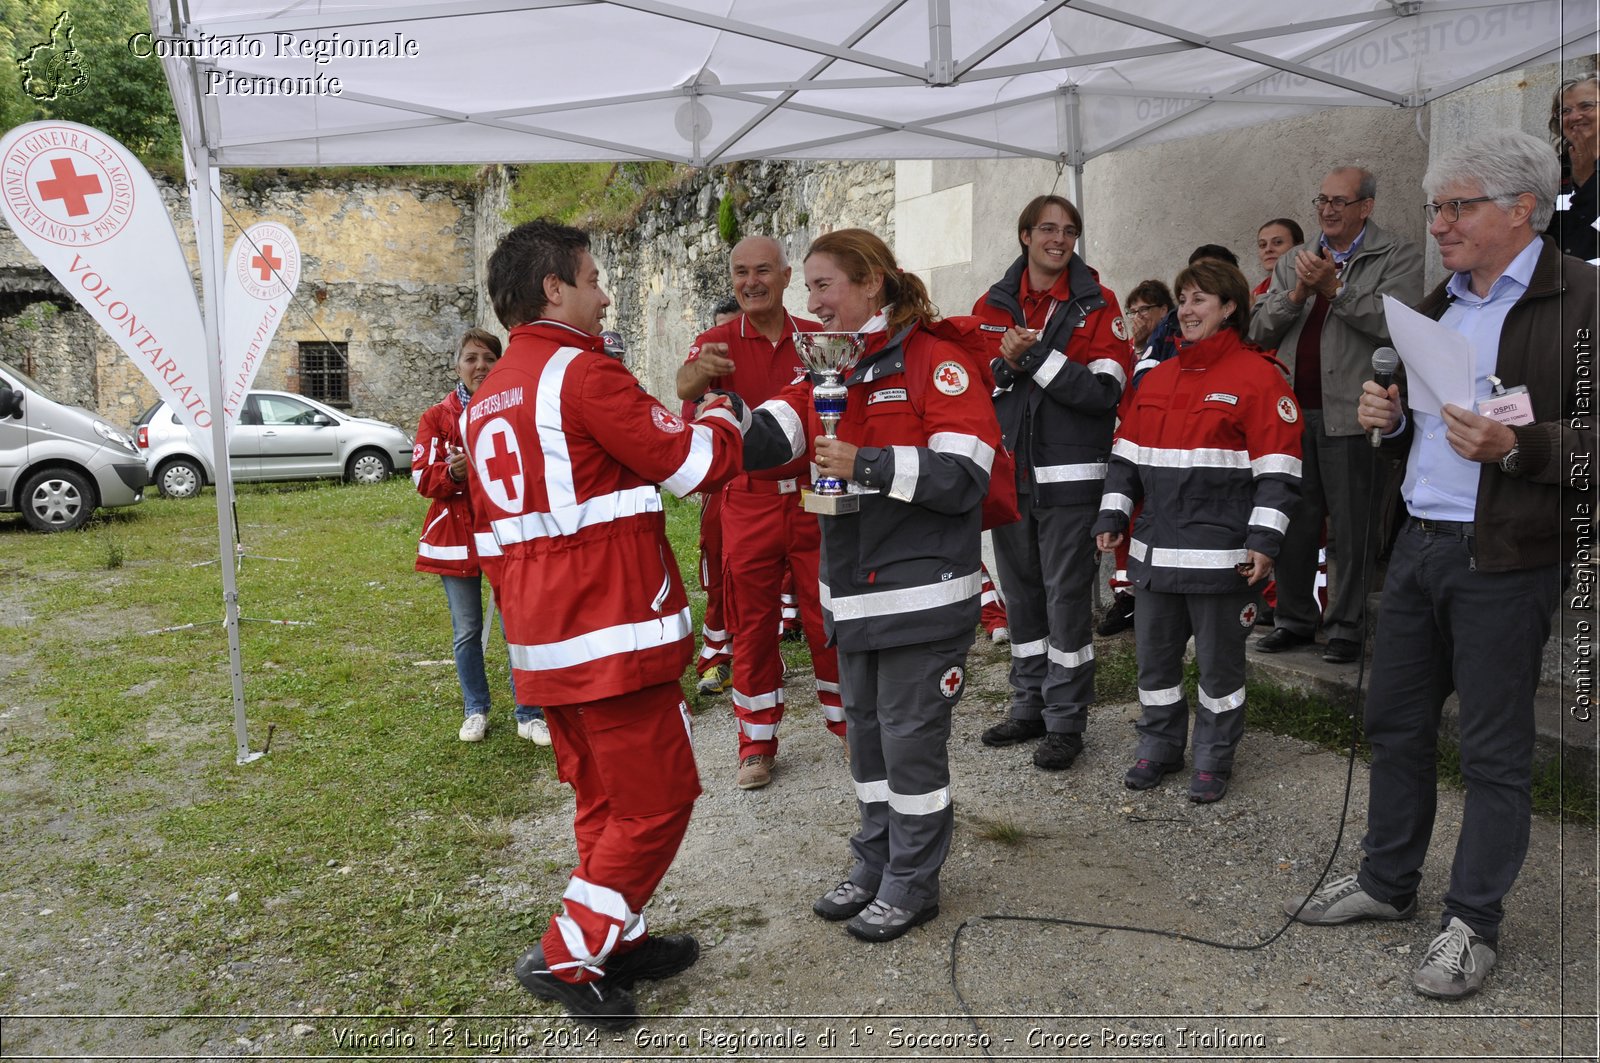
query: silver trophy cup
794 331 869 516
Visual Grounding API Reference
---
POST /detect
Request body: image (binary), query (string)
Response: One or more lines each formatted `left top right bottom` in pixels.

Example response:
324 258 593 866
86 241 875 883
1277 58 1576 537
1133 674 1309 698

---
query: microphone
1370 346 1399 448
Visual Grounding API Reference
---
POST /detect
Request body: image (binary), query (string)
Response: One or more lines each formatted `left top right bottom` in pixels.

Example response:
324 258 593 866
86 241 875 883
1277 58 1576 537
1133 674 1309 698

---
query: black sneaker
1255 627 1313 653
514 947 638 1030
1187 769 1230 803
980 717 1046 747
1095 594 1136 636
605 934 699 988
1124 757 1183 790
1032 731 1083 770
1322 638 1360 664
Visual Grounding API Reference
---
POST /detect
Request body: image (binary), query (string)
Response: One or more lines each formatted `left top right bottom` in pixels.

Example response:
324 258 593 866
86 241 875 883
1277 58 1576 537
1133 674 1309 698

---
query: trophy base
803 490 860 516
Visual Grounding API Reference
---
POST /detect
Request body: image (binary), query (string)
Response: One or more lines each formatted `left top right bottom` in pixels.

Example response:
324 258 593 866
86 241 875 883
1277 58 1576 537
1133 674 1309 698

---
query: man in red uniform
677 236 845 790
691 296 742 696
467 220 746 1029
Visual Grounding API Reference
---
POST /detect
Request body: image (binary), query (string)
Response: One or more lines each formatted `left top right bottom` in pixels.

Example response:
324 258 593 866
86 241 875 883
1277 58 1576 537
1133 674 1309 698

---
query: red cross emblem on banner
939 666 964 699
251 245 281 282
36 157 102 217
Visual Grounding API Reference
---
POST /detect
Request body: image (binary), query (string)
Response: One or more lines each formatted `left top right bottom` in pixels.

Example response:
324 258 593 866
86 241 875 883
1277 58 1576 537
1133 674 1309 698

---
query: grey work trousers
1356 520 1560 941
839 632 973 912
1132 585 1257 772
991 493 1098 733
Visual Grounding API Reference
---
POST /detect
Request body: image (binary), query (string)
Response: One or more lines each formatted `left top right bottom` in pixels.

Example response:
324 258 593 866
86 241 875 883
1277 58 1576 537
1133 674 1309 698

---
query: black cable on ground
946 444 1393 1056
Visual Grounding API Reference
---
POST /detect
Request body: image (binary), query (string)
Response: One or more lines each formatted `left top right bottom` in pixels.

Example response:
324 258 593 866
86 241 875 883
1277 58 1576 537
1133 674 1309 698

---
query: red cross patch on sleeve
934 361 969 396
651 405 686 434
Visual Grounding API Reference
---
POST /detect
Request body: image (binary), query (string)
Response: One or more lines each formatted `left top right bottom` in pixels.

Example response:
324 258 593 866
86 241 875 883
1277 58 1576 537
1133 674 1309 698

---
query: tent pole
190 148 258 765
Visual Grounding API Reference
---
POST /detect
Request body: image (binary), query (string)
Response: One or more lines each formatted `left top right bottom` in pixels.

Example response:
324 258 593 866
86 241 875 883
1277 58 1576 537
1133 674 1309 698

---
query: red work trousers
539 682 701 985
722 486 843 760
695 490 731 670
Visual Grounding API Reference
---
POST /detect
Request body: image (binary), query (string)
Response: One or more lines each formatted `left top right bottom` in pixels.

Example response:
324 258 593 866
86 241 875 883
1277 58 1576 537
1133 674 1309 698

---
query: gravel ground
2 635 1595 1061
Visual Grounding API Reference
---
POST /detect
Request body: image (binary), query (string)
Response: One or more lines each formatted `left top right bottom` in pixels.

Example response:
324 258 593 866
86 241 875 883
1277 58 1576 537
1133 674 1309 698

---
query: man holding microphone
1284 130 1596 1001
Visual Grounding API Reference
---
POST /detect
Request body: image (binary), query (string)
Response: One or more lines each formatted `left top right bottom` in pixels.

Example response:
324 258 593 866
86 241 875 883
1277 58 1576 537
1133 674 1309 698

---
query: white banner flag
222 222 300 424
0 121 213 463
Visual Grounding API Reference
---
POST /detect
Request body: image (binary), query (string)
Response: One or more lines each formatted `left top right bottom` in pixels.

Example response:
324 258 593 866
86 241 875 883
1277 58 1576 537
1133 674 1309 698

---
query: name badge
1477 386 1534 426
1203 392 1239 406
867 387 908 405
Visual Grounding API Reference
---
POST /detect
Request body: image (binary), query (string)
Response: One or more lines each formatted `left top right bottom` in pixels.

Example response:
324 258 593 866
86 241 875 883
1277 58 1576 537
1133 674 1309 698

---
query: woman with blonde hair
1547 73 1599 262
739 228 1001 941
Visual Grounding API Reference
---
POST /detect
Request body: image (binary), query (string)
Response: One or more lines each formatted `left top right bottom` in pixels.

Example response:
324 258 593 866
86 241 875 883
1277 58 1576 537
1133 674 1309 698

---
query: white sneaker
517 717 552 746
990 626 1010 645
458 713 488 742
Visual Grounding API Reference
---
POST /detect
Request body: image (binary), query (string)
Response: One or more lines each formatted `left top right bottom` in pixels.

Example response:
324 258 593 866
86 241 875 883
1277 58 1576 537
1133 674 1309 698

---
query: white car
134 391 413 499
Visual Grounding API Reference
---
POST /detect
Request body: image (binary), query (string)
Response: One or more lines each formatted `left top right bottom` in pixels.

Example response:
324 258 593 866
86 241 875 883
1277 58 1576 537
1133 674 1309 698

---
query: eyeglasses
1423 196 1498 224
1030 223 1080 239
1125 305 1158 318
1559 99 1598 118
1312 195 1371 211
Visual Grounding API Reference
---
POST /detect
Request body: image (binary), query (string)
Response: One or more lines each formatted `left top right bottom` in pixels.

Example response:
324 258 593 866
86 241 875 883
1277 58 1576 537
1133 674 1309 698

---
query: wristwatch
1499 440 1521 474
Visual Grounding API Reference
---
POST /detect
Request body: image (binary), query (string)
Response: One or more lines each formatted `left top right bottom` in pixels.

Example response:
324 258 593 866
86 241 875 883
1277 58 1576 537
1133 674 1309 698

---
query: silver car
0 358 147 531
134 390 413 499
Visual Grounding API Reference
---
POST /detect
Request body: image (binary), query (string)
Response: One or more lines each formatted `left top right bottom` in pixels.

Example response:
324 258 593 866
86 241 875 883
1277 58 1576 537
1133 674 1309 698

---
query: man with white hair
1284 130 1596 1001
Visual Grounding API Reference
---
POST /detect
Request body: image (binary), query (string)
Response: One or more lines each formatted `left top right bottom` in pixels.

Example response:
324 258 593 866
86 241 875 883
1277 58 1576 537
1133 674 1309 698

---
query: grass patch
507 162 691 230
0 478 718 1018
971 817 1030 846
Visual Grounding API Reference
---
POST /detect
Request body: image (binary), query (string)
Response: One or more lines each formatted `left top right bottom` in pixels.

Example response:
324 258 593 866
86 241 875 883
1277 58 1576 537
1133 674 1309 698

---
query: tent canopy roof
151 1 1587 168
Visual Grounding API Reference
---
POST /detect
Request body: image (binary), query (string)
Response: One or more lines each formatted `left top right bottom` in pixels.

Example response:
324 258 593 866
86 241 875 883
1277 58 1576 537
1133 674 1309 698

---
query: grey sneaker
845 898 939 942
1283 873 1416 925
813 880 874 921
1413 917 1496 1000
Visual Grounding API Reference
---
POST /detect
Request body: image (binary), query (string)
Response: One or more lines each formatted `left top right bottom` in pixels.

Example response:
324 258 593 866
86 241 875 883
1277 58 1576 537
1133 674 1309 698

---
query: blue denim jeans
441 574 541 722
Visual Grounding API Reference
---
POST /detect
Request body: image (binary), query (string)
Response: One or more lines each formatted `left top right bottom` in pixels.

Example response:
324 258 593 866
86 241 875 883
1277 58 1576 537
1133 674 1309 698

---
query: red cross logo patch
651 405 685 434
939 665 964 699
933 360 969 396
1111 315 1129 341
474 418 524 511
1277 395 1300 423
1239 602 1258 628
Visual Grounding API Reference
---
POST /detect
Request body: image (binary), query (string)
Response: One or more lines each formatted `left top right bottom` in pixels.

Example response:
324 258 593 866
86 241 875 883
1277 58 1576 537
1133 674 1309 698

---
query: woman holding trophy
738 229 1001 941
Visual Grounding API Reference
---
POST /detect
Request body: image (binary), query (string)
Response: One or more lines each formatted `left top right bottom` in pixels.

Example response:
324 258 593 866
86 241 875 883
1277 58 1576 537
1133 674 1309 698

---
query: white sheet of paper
1380 295 1475 417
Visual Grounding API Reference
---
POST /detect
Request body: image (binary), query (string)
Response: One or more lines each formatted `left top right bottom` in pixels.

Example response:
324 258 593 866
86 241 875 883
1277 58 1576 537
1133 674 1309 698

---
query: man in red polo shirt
678 235 845 790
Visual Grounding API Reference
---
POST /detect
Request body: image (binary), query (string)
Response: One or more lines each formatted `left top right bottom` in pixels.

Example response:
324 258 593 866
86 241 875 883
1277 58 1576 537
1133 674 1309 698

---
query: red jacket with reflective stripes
745 321 1001 651
464 320 747 705
1092 329 1302 594
413 388 479 578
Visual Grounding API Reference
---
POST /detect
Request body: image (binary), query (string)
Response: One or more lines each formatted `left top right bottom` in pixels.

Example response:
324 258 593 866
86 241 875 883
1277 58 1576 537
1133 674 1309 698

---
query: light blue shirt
1402 235 1542 521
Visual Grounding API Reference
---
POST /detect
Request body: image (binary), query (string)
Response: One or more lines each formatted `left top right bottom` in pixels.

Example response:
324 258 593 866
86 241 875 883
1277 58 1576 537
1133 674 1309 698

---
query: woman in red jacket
1093 261 1302 803
414 328 548 745
744 229 1001 941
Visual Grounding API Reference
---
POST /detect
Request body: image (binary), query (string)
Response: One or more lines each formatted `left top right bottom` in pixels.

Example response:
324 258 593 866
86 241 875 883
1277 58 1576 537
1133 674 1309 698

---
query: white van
0 358 147 531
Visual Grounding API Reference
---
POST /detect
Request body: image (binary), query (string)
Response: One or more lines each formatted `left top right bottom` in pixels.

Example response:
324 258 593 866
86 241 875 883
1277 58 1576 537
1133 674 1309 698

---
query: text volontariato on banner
0 121 213 464
223 222 300 423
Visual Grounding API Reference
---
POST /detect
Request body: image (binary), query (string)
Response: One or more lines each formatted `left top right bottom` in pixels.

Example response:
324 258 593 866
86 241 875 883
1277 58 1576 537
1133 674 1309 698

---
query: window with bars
296 342 349 407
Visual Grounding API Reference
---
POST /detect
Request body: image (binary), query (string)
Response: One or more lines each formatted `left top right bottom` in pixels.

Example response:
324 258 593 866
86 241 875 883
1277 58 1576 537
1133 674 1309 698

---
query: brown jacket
1400 236 1598 571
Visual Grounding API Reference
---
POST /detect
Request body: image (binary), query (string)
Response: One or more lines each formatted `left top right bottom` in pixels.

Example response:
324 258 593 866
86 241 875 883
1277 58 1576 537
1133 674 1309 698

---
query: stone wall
476 161 896 403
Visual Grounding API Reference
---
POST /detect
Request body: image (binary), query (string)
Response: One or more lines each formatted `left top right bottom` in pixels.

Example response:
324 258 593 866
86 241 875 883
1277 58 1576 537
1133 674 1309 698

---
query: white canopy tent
141 0 1593 761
